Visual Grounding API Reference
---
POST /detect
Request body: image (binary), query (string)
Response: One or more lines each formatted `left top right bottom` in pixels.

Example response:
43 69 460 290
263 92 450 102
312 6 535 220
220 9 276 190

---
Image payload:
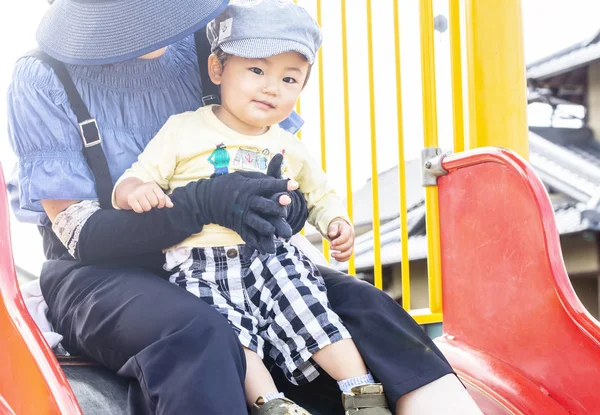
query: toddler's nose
262 79 278 96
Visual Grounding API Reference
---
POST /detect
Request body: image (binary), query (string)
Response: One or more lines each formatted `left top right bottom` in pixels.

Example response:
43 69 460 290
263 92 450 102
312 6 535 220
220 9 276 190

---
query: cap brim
37 0 229 65
220 38 315 64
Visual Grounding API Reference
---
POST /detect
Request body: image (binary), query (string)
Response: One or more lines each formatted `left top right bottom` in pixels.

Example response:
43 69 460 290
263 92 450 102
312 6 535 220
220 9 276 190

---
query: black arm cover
76 171 292 263
75 184 204 263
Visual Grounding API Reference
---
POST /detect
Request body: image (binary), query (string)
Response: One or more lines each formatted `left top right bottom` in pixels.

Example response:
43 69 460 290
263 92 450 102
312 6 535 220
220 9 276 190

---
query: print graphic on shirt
280 148 289 178
233 147 270 172
259 148 271 171
208 143 231 178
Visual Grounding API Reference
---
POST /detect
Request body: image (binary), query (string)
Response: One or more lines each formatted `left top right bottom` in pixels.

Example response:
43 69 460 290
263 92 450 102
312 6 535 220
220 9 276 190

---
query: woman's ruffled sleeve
7 57 97 215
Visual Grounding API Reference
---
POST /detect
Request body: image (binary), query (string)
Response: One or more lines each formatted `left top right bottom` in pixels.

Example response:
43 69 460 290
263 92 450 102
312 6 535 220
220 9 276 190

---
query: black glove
75 171 292 262
187 171 292 254
266 154 308 235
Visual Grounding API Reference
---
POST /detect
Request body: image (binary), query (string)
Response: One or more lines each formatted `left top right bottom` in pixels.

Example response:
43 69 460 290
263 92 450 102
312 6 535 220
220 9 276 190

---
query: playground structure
1 0 600 413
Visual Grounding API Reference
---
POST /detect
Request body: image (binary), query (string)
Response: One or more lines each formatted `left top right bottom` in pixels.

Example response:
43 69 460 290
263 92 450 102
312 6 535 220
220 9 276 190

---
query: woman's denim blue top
6 35 302 226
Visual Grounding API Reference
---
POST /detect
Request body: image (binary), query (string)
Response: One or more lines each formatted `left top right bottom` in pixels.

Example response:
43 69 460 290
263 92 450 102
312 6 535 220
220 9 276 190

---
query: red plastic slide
0 165 82 414
434 148 600 414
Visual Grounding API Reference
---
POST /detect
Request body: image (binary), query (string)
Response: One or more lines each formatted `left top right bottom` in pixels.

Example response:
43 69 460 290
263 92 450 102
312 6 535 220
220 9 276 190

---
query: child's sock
337 372 376 393
262 392 286 401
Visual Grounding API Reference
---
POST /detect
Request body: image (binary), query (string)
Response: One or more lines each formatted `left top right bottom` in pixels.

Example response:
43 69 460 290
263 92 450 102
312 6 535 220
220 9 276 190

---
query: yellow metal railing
340 0 355 275
365 0 383 290
297 0 527 325
419 0 443 322
315 0 330 262
294 0 304 239
393 0 410 310
449 0 465 154
465 0 529 159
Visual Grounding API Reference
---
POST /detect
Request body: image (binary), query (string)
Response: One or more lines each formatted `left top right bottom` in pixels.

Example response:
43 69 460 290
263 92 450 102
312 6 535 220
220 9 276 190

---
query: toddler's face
218 52 309 130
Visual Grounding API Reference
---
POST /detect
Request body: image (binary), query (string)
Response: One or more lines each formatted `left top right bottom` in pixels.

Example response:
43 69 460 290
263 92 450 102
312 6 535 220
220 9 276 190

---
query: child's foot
342 384 392 415
251 396 312 415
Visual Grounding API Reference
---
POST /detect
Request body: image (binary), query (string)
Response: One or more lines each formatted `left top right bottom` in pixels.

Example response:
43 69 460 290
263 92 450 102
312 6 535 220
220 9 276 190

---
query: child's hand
127 182 173 213
328 218 354 262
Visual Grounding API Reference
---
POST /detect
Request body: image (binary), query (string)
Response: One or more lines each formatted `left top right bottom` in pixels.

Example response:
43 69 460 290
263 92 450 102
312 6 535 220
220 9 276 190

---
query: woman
7 0 481 414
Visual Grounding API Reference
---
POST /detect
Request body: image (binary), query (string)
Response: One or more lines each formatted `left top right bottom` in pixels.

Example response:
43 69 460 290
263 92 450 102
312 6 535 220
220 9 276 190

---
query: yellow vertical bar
293 2 302 142
296 97 304 236
420 0 438 149
449 0 465 153
315 0 330 262
424 190 442 313
295 100 302 141
340 0 355 276
294 0 303 235
419 0 443 314
366 0 382 290
464 0 528 159
294 1 304 238
393 0 410 310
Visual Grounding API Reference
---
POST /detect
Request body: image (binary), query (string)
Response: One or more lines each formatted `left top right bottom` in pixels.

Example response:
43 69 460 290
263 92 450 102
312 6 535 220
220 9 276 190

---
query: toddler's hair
213 47 313 88
214 47 231 67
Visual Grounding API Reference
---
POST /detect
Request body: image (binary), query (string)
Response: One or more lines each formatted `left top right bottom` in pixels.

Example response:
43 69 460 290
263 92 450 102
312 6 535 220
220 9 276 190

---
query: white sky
1 0 599 275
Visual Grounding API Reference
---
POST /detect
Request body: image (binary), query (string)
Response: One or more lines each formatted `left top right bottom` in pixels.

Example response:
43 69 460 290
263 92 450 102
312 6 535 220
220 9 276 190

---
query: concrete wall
561 233 599 319
587 61 600 139
571 277 599 320
561 233 599 275
386 260 429 309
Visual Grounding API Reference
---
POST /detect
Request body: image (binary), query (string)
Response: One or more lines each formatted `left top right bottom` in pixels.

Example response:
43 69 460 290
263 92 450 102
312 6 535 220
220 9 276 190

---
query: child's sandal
342 383 393 415
251 396 312 415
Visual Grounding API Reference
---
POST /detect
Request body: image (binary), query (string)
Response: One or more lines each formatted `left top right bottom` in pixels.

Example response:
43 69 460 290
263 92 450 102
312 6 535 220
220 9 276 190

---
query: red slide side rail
434 147 600 414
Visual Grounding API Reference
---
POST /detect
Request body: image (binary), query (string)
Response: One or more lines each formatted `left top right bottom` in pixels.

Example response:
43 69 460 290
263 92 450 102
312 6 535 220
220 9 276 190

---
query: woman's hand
328 218 354 262
266 153 309 235
175 171 294 254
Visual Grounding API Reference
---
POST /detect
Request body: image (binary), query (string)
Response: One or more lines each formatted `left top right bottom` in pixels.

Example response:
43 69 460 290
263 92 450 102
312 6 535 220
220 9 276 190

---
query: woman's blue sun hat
36 0 230 65
207 0 322 64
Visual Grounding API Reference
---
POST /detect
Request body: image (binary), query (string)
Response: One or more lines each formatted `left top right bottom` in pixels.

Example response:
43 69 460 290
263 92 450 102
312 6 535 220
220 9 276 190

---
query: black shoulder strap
194 29 220 106
28 35 215 207
27 49 113 209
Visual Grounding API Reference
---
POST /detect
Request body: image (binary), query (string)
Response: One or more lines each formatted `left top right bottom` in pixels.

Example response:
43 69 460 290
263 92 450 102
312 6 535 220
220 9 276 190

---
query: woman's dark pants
41 260 453 415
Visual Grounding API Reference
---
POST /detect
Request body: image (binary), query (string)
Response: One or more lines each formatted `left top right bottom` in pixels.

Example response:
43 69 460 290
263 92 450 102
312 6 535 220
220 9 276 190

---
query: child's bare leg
243 348 279 406
312 340 391 413
311 338 368 380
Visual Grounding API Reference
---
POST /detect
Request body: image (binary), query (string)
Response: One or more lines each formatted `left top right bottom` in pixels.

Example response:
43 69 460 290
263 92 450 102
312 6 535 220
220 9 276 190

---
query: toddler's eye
283 77 297 84
250 67 264 75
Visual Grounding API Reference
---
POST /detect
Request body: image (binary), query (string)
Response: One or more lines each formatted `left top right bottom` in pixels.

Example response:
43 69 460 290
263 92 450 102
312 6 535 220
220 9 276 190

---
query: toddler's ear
207 54 224 85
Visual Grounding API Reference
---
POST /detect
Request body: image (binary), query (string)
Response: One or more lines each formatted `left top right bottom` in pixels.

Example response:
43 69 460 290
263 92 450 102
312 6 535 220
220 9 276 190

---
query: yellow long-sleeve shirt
113 105 349 251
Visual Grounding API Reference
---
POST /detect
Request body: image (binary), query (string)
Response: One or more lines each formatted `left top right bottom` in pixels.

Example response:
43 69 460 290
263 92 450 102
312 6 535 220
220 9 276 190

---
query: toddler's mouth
253 100 275 109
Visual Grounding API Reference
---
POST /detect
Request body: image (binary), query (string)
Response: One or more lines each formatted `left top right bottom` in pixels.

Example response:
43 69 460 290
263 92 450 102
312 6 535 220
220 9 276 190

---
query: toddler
113 1 391 414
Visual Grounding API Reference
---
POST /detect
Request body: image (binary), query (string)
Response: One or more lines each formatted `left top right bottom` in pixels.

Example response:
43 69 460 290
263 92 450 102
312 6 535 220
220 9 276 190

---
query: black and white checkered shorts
168 240 351 384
